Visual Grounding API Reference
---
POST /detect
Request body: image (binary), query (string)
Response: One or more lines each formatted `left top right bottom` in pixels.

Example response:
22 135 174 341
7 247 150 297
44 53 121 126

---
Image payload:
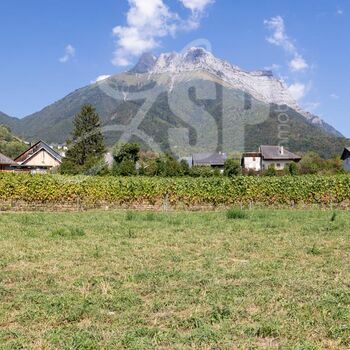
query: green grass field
0 209 350 349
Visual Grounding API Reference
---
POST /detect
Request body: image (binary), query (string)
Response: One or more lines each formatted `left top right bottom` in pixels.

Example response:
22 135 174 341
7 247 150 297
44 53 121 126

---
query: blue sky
0 0 349 136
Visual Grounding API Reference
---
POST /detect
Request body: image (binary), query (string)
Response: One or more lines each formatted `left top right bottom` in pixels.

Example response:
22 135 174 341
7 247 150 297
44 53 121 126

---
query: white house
341 147 350 171
242 146 301 172
241 152 262 171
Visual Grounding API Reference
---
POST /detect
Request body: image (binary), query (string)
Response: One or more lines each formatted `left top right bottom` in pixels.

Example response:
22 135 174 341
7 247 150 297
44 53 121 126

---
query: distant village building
15 140 62 173
181 152 228 171
341 147 350 171
242 146 301 171
49 143 68 157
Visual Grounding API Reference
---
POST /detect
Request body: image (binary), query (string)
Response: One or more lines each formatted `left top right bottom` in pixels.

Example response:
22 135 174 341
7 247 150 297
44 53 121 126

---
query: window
253 157 256 161
276 163 281 168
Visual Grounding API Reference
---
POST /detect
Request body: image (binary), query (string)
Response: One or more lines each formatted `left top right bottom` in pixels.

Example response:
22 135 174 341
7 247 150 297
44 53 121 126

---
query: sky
0 0 349 136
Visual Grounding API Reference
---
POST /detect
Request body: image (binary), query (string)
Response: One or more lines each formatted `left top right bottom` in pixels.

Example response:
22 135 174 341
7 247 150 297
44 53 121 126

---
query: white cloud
91 75 111 84
289 55 308 72
264 16 295 53
112 0 179 66
59 44 75 63
180 0 213 13
337 9 344 15
112 0 214 66
264 16 309 73
288 82 310 101
330 93 339 99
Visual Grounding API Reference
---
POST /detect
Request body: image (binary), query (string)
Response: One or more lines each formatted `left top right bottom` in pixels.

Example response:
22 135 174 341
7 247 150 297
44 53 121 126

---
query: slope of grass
0 209 350 349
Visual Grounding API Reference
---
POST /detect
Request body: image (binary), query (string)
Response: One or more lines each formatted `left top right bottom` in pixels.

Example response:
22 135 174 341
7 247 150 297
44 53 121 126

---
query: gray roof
0 153 18 166
192 152 227 166
260 146 301 161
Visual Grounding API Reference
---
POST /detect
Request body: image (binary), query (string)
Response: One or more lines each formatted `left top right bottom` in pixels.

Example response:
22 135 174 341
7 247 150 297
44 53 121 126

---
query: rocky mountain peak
127 47 342 137
129 52 158 74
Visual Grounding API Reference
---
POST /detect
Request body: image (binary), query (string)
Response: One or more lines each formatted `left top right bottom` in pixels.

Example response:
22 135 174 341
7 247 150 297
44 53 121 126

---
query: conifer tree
61 104 105 174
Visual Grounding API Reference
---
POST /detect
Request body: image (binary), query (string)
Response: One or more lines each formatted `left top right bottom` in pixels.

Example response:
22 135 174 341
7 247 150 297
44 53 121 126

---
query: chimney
280 146 284 155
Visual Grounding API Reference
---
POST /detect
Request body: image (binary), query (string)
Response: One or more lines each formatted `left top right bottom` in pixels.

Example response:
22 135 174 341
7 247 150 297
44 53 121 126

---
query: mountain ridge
129 47 342 137
0 47 347 158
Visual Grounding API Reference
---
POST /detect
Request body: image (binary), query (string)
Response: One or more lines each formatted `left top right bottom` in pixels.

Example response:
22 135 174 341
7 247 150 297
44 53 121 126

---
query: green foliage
0 124 27 158
298 152 343 175
1 173 350 207
139 154 184 177
179 159 190 175
299 152 323 175
114 143 140 164
158 154 183 177
190 166 219 178
61 105 105 175
224 158 241 177
288 162 299 176
112 159 137 176
264 164 277 176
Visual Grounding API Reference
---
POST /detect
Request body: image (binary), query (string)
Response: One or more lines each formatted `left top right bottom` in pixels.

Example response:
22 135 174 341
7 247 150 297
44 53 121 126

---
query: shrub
190 166 217 177
224 159 241 177
179 159 191 176
288 162 299 176
114 143 140 164
264 165 277 177
112 159 136 176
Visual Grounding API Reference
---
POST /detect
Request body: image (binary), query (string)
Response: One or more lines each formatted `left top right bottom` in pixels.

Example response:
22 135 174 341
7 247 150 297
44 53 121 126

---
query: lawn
0 209 350 349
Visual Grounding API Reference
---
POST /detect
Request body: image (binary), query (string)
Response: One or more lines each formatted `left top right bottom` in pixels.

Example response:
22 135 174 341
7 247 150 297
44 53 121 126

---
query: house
260 145 302 170
242 146 301 171
0 153 19 172
15 140 62 173
192 152 227 170
241 152 262 171
341 147 350 171
179 152 227 172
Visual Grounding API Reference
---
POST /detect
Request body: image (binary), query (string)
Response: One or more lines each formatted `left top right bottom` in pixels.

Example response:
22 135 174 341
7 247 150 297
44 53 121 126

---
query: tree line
59 104 345 177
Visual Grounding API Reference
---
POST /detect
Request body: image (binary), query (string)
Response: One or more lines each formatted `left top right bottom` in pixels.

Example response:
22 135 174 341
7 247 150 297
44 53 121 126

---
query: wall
24 150 61 168
344 158 350 171
243 157 261 171
262 160 290 171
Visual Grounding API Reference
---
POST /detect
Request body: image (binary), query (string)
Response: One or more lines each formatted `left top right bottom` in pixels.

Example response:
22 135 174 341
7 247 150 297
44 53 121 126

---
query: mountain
1 47 348 158
135 48 341 137
0 111 20 131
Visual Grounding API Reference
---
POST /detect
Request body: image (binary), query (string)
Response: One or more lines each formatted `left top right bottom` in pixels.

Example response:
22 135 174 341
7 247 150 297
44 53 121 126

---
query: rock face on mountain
0 47 347 158
131 47 341 137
